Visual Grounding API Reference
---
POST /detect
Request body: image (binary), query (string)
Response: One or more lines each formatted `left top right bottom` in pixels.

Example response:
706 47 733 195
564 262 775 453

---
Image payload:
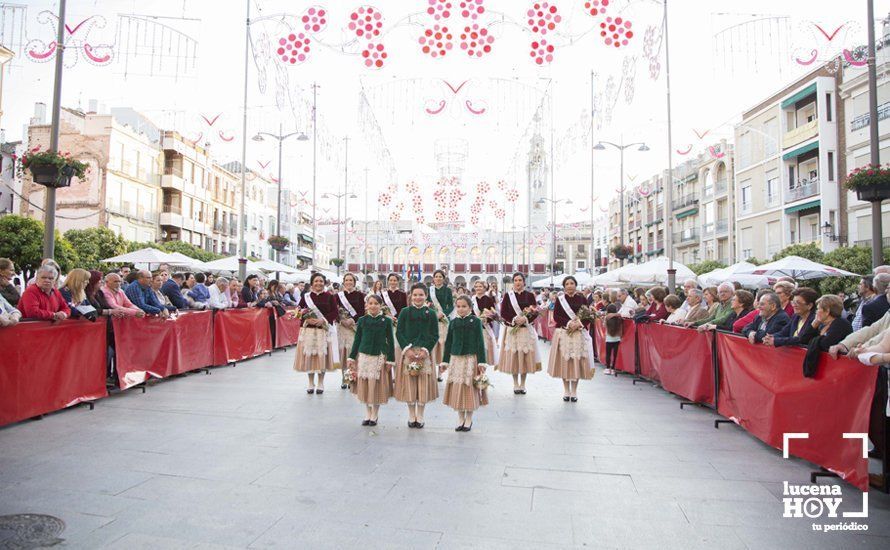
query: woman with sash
382 273 407 365
497 272 541 395
547 276 595 402
337 273 366 390
293 272 340 394
439 296 490 432
471 280 499 365
395 283 440 428
347 294 395 426
429 270 454 380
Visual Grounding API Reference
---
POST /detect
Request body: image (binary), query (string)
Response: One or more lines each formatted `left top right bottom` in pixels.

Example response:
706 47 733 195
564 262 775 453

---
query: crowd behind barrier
593 317 879 492
0 308 300 426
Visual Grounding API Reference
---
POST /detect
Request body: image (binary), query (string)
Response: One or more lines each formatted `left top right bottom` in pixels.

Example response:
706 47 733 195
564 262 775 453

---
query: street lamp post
322 175 357 278
42 0 67 259
593 139 649 266
537 198 573 281
252 124 308 269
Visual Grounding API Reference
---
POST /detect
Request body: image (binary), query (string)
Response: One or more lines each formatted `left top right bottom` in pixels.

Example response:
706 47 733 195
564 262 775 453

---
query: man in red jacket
18 264 70 321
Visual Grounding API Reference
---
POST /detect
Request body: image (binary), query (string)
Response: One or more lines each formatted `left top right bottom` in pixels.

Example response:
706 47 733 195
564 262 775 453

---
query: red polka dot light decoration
460 24 494 58
459 0 485 20
530 39 555 65
276 33 311 65
419 25 454 58
348 6 383 38
527 2 561 36
584 0 609 16
361 43 387 69
600 16 633 48
427 0 453 21
301 6 328 33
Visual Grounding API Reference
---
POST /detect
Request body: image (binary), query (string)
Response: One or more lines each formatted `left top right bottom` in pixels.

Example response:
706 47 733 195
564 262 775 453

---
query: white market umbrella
572 271 595 287
592 262 637 287
599 257 696 286
698 261 774 288
736 255 859 280
102 247 178 265
278 270 313 284
202 255 264 275
253 259 300 274
166 251 211 272
531 275 561 289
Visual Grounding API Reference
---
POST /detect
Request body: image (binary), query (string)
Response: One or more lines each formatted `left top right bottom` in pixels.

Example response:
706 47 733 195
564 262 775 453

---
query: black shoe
455 425 464 432
416 422 425 429
362 420 371 426
570 397 578 403
513 389 521 394
462 424 472 432
368 420 378 427
307 388 315 394
519 389 527 395
409 421 418 428
341 384 348 390
316 389 324 395
437 377 443 382
563 396 570 402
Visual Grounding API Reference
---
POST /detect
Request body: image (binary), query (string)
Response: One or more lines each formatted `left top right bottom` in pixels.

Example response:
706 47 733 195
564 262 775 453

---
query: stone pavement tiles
1 341 889 549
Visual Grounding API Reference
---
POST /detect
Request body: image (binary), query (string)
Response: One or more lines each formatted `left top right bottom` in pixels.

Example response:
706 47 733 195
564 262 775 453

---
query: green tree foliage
159 240 221 263
772 242 824 262
817 246 890 295
53 231 79 273
0 215 45 276
63 227 128 270
687 259 726 276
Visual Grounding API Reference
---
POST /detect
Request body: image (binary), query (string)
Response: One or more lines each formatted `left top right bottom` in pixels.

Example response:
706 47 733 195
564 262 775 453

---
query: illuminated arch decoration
791 20 862 74
26 11 114 67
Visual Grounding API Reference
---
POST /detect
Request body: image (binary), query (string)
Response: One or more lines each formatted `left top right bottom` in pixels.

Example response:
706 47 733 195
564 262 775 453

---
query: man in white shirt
617 288 638 317
208 277 232 310
677 279 699 314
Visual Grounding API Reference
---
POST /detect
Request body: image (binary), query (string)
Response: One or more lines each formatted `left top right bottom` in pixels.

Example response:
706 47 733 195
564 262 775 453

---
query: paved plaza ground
2 342 890 549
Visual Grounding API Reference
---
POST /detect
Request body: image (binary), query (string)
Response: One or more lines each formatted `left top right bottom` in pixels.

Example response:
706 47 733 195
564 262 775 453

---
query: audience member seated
228 279 246 308
208 277 232 309
241 274 259 305
662 294 686 324
0 257 21 306
282 284 298 306
18 265 70 321
0 292 21 327
733 289 769 333
743 292 790 344
617 288 638 317
645 286 669 321
188 272 211 304
60 268 100 320
799 295 853 351
125 270 170 317
682 289 710 325
699 288 754 332
101 273 144 317
151 271 177 312
773 281 796 318
862 273 890 328
763 287 818 347
693 283 734 328
162 272 189 309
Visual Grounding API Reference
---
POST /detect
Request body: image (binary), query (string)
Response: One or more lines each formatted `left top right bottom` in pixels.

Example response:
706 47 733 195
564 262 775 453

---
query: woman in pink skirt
546 276 594 402
497 273 541 395
293 273 340 394
439 296 490 432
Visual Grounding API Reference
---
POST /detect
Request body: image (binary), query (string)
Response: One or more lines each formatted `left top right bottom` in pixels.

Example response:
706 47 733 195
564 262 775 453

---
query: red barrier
274 308 301 348
592 318 636 374
112 311 214 389
213 308 272 365
716 332 877 491
0 320 107 427
636 323 715 405
536 310 554 341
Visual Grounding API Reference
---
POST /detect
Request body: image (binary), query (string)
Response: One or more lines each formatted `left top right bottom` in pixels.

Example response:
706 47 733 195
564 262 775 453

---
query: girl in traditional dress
347 295 395 426
370 280 384 299
382 273 407 367
471 280 499 365
293 273 340 394
440 296 490 432
395 283 440 428
337 273 366 390
429 269 454 381
547 276 595 402
497 273 541 395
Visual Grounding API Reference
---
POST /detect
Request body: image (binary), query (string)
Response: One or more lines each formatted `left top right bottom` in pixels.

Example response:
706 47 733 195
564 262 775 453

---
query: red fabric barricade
715 332 877 491
274 308 301 348
213 308 273 365
592 317 636 374
112 311 214 389
636 323 715 405
0 320 107 427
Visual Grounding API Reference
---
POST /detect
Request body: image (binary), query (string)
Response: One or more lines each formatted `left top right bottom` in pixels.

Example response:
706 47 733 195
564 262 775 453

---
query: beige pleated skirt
547 328 594 381
481 325 497 365
442 355 489 412
432 320 448 365
350 353 394 405
496 326 541 375
293 326 340 373
394 351 439 404
338 324 356 364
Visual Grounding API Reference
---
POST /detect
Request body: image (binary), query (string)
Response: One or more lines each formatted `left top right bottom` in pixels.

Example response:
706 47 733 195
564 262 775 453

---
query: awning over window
782 140 819 161
780 83 817 109
785 199 820 214
676 208 698 220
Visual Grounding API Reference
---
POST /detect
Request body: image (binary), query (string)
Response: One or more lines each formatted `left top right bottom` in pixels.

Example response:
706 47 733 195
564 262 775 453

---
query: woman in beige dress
440 296 490 432
293 273 340 394
346 295 395 426
395 283 440 428
546 276 594 403
497 273 541 395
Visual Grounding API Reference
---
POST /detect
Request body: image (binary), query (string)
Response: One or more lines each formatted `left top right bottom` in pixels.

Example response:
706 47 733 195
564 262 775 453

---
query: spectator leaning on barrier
677 279 699 314
734 289 770 333
662 294 686 325
151 271 177 312
227 278 245 308
862 273 890 328
645 287 669 321
724 290 755 333
798 295 852 351
693 282 734 329
0 291 21 327
773 281 796 318
829 273 890 359
682 289 710 325
125 270 170 317
162 273 189 310
241 274 259 305
208 277 231 309
101 273 144 317
762 287 818 347
188 272 211 304
0 258 21 307
851 276 876 331
743 291 790 344
617 288 638 317
18 265 70 321
60 268 98 320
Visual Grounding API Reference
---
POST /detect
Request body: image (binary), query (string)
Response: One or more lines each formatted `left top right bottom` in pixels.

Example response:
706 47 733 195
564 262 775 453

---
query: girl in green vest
439 296 490 432
395 283 440 428
347 294 396 427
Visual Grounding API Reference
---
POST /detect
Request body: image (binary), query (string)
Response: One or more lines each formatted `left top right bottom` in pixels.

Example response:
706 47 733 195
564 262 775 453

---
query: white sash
500 290 541 364
304 292 340 366
472 294 499 364
382 289 398 316
337 291 358 318
429 285 448 318
558 292 594 362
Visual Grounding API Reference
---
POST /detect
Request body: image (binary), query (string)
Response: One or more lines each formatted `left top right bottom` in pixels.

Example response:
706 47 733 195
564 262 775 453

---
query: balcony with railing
715 219 729 236
785 178 820 203
782 119 819 150
854 237 890 249
673 228 699 246
702 222 715 238
672 194 699 211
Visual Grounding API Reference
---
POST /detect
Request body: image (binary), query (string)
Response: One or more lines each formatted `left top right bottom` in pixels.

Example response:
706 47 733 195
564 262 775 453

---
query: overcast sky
5 0 888 231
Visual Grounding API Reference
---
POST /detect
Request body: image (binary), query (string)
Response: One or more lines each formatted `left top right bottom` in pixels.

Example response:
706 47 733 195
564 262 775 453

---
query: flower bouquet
510 306 536 335
568 305 594 334
381 304 397 327
406 361 423 377
473 373 492 391
299 308 320 325
482 307 501 325
343 368 357 385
